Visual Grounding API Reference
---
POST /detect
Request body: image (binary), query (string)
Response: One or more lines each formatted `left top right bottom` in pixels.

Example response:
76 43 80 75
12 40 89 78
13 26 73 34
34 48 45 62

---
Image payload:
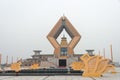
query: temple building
22 16 84 68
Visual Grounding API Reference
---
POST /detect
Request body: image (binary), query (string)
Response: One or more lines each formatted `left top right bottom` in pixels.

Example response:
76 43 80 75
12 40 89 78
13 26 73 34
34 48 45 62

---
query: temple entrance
59 59 66 67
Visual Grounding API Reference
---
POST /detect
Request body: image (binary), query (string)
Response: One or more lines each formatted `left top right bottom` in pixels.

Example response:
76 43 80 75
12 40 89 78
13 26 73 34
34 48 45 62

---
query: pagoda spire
60 35 68 47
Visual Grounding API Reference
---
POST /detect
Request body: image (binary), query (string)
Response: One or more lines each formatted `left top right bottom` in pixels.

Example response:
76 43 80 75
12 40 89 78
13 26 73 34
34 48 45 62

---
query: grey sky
0 0 120 63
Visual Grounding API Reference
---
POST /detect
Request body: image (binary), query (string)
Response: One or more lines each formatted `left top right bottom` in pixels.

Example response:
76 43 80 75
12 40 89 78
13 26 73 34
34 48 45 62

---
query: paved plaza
0 68 120 80
0 74 119 80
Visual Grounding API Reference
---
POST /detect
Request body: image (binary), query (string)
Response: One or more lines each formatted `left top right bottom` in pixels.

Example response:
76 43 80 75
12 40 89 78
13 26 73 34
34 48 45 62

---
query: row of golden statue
10 54 116 77
11 62 39 72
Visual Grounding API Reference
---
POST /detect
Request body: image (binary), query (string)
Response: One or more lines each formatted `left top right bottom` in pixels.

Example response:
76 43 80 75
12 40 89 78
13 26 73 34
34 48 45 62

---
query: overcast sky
0 0 120 63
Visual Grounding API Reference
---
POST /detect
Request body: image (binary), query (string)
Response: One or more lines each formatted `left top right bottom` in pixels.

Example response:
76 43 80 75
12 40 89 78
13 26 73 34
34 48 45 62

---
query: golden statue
30 63 39 69
10 62 21 72
71 54 115 77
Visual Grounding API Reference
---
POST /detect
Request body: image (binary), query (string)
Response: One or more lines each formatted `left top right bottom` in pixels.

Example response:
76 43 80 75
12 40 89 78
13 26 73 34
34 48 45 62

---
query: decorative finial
61 34 66 39
62 14 65 20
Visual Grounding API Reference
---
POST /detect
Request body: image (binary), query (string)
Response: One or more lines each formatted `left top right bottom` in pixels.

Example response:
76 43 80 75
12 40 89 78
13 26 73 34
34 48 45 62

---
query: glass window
60 48 67 56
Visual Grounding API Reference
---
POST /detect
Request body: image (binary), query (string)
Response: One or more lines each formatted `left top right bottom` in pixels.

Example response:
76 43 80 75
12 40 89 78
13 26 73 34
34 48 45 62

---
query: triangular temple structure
47 16 81 57
21 16 82 68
